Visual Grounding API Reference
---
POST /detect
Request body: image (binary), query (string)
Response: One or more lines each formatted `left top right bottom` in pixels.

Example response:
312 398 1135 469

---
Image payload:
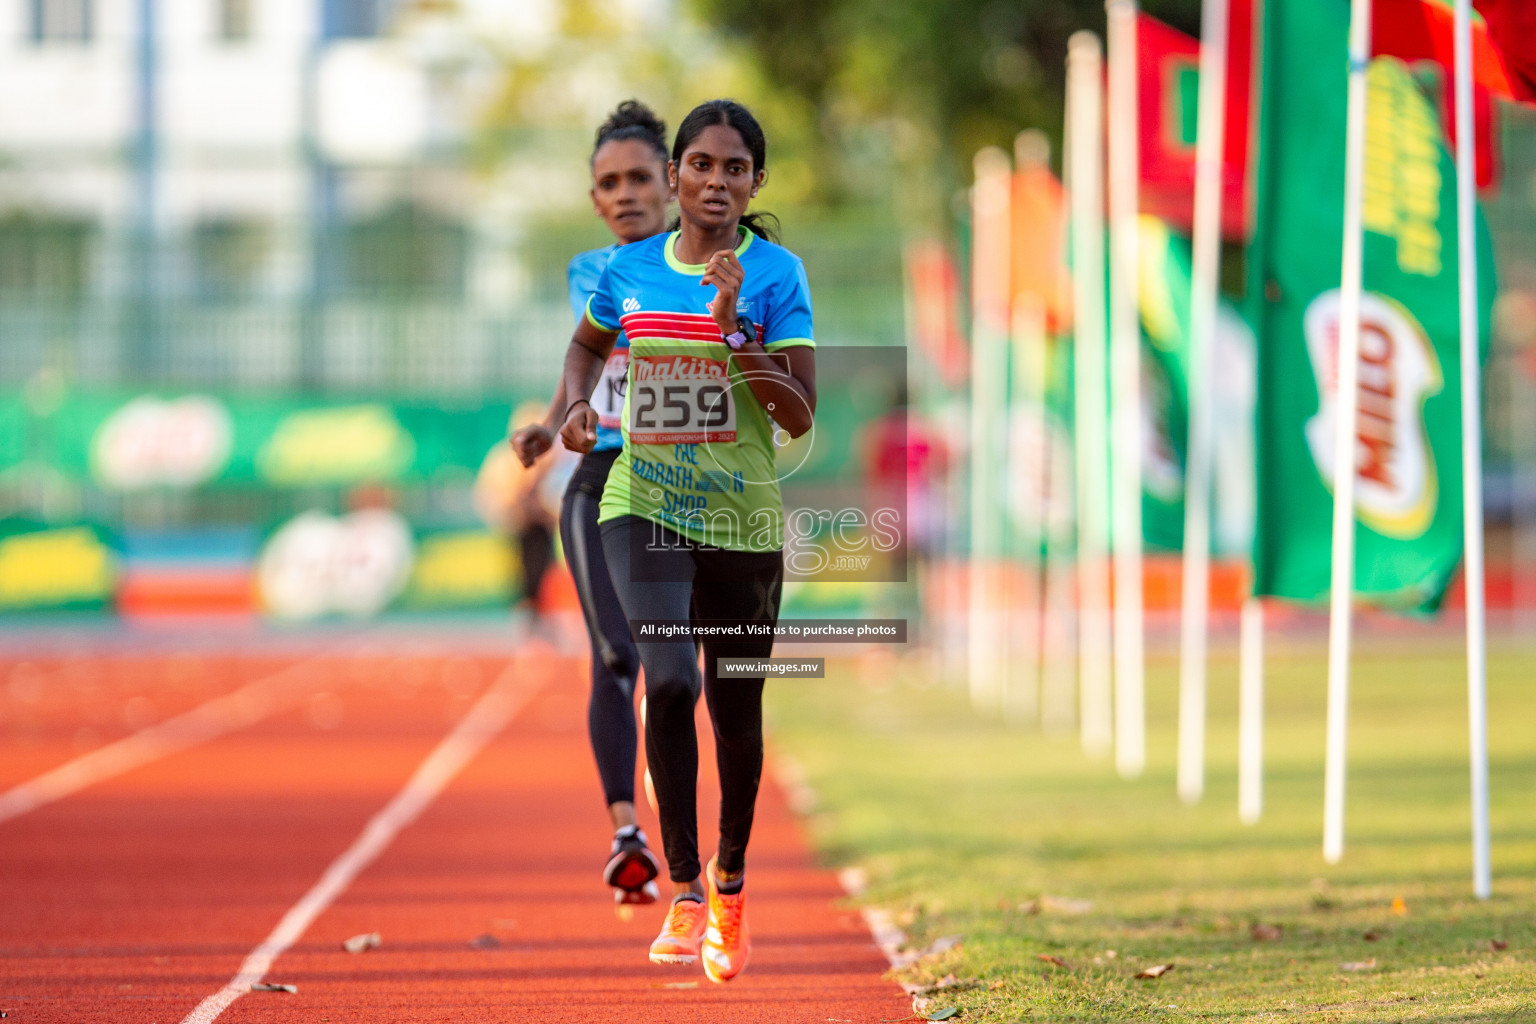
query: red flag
1473 0 1536 103
904 239 967 388
1373 0 1516 98
1442 74 1502 189
1372 0 1522 187
1135 2 1254 241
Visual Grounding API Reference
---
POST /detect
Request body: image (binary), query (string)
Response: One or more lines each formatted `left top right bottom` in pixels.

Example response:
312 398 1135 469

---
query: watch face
736 317 755 341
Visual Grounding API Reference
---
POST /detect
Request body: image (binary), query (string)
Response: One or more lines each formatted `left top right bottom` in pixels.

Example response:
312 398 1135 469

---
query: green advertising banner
4 392 519 491
399 527 521 611
3 380 876 495
251 510 523 620
1247 0 1497 610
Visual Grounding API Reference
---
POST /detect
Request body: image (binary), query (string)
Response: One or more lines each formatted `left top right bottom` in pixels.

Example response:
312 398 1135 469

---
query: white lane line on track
0 654 332 825
178 655 544 1024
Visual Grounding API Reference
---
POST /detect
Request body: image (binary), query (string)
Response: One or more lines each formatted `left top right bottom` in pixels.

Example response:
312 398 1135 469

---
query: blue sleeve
762 257 814 350
584 257 620 332
566 253 600 324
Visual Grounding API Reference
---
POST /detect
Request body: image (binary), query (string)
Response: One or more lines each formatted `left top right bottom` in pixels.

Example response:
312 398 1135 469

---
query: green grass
762 637 1536 1022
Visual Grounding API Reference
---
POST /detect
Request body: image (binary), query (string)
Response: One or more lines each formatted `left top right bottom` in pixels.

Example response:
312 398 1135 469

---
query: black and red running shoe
604 824 661 904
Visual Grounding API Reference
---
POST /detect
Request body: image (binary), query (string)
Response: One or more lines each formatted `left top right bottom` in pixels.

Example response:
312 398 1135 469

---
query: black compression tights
600 514 783 882
559 450 642 808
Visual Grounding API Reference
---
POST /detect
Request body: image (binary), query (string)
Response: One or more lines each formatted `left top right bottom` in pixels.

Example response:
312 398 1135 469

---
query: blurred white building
0 0 570 391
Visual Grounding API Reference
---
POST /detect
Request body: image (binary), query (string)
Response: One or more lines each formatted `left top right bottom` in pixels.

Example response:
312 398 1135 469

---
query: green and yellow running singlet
583 229 815 551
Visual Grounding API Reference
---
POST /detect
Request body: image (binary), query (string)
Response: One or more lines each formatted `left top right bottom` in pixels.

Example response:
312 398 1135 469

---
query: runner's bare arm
559 318 620 454
730 345 817 438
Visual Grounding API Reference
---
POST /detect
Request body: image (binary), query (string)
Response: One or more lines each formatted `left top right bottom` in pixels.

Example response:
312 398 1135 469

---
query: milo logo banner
91 395 234 489
1247 2 1497 612
1303 291 1442 540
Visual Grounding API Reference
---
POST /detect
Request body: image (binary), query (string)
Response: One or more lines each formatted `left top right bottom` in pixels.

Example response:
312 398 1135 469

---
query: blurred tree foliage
691 0 1200 217
470 0 828 208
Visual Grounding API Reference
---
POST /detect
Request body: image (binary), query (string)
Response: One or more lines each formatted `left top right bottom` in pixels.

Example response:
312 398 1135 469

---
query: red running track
0 641 910 1023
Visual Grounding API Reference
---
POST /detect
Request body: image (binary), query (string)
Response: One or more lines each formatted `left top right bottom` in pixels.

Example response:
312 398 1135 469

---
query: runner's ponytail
738 211 781 243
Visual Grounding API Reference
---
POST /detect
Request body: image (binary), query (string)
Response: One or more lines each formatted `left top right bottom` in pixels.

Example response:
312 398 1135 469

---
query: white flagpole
1006 292 1046 726
1067 31 1114 759
1010 129 1061 729
1043 133 1081 737
1238 595 1265 823
1042 511 1082 733
1451 0 1491 901
1177 0 1231 806
1322 0 1373 866
1107 0 1146 778
970 147 1012 715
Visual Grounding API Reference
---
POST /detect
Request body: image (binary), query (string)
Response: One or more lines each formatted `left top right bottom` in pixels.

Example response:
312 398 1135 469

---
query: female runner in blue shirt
556 99 816 983
511 100 671 907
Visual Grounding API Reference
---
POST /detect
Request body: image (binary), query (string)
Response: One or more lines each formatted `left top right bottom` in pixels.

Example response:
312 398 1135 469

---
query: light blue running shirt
567 245 628 453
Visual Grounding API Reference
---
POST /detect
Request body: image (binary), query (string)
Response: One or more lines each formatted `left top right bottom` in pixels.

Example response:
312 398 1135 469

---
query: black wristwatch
723 316 756 350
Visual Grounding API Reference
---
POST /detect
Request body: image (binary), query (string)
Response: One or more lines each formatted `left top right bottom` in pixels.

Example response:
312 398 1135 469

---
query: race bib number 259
628 354 736 444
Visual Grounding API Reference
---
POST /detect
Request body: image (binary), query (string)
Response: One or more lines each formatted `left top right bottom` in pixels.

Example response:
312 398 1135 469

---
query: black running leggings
559 449 643 808
600 514 783 882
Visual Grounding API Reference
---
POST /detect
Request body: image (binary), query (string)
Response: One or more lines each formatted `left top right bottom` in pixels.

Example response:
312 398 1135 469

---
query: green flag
1136 215 1194 552
1068 217 1255 556
1247 0 1497 610
1131 215 1257 556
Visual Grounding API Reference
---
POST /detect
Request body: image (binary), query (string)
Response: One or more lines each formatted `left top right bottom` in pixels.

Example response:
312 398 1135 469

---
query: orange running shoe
648 895 707 965
701 855 751 983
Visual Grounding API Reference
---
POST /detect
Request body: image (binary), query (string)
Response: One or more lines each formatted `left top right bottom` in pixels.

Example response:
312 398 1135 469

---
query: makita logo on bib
633 355 727 382
1302 289 1442 539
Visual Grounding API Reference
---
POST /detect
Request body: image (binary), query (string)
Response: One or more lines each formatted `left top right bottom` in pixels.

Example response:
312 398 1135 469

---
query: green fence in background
0 209 907 398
